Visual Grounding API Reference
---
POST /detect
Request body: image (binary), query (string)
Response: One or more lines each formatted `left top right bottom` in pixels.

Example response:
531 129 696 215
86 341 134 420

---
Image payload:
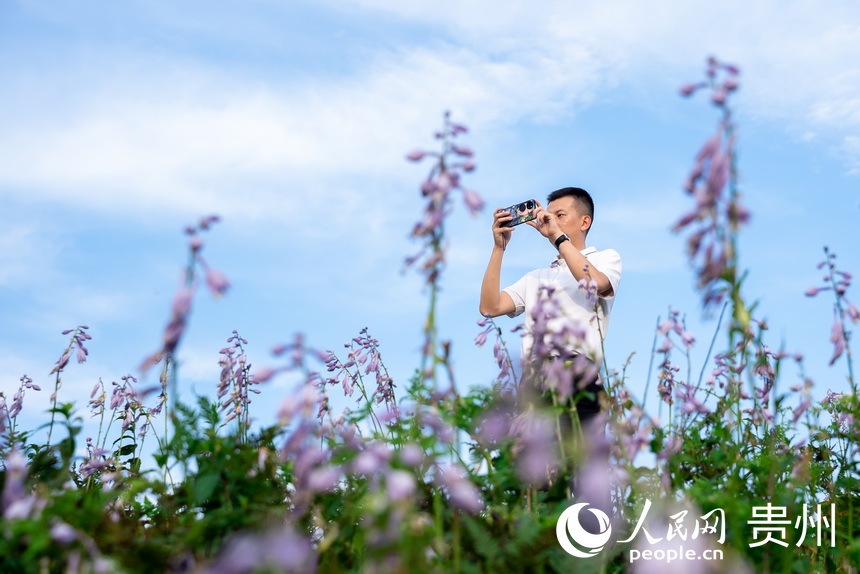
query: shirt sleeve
502 274 528 318
593 249 622 300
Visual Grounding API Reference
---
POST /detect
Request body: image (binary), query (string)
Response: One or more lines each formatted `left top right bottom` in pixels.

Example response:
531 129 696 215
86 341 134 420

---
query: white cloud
0 223 60 287
3 0 858 230
336 0 860 161
0 8 619 220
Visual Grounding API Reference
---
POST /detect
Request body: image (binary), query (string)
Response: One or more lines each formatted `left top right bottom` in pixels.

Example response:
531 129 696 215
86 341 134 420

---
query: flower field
2 57 859 573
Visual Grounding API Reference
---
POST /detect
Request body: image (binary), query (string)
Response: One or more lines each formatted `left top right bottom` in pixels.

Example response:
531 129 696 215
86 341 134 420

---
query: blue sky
2 0 859 438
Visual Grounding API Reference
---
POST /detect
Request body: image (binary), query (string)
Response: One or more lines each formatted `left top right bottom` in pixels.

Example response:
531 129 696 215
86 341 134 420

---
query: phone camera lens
526 200 534 209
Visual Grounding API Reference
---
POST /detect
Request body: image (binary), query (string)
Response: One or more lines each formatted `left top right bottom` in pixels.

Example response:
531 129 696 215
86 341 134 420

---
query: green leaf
194 472 220 504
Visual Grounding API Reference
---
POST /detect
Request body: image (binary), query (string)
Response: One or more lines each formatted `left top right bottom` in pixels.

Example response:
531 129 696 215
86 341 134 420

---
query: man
479 187 622 430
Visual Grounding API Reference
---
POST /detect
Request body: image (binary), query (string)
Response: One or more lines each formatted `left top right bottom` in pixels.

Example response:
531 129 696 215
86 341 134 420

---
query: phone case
503 199 538 227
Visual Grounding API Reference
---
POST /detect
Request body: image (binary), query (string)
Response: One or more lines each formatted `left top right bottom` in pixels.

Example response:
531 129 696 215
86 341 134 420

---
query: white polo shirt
502 247 622 365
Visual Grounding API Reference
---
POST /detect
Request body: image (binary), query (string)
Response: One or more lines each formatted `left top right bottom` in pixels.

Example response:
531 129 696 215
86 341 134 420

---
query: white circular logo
556 502 612 558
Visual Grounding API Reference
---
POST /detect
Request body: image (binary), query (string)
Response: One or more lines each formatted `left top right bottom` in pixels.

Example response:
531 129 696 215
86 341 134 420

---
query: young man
479 187 622 427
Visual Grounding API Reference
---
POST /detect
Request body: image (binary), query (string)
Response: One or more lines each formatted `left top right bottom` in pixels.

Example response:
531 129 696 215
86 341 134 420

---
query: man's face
547 196 590 237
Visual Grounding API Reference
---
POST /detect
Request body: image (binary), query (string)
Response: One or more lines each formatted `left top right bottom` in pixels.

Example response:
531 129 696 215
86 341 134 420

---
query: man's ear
581 214 592 233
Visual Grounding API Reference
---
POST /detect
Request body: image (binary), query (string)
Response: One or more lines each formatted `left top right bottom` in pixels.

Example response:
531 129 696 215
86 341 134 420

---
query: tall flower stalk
676 57 750 342
406 112 484 387
47 326 91 445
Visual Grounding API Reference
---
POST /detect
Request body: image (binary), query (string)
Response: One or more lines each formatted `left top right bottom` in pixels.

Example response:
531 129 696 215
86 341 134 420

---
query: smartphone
501 199 538 227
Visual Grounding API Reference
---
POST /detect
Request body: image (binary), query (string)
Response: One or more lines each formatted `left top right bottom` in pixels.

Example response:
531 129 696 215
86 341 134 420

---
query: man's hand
492 207 516 249
527 202 563 243
481 208 518 317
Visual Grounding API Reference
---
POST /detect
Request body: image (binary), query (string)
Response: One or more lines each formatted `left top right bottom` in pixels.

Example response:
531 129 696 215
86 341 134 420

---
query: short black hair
547 187 595 231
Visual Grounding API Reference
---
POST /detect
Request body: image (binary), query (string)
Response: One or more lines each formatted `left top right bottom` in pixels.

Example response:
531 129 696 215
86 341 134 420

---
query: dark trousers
519 356 605 500
519 355 604 433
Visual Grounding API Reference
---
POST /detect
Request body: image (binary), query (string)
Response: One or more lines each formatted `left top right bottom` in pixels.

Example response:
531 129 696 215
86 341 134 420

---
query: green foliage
3 103 860 573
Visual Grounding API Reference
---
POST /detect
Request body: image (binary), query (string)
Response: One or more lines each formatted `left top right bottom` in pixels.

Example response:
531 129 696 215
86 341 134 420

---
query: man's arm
556 241 614 297
479 245 517 317
479 209 518 317
529 204 614 297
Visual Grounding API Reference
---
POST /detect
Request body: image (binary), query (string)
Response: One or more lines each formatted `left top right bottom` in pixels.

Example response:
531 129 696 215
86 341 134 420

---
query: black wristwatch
553 233 570 250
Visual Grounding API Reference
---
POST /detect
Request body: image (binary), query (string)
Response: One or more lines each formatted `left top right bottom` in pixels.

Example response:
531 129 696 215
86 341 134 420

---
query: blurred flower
829 315 846 366
204 527 317 574
405 112 483 287
51 521 78 545
306 466 341 493
352 442 391 475
676 57 746 311
574 414 613 516
142 216 226 372
847 303 860 323
420 408 455 443
2 449 27 515
205 267 231 299
436 465 483 514
385 469 416 502
462 189 485 215
793 397 812 424
400 443 425 467
509 410 558 485
679 83 700 96
475 409 511 448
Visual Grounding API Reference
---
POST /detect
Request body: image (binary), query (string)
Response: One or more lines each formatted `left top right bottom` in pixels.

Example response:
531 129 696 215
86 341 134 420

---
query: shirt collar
550 246 597 267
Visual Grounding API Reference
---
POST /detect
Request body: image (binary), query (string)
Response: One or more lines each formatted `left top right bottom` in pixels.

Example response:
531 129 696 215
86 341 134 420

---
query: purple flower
353 450 384 476
509 411 558 485
574 415 613 516
405 113 479 292
205 267 231 299
252 367 277 384
50 521 78 545
163 285 193 354
829 317 846 366
475 410 511 448
306 466 341 493
198 214 220 230
2 450 28 518
462 189 485 216
8 389 23 419
436 466 483 514
399 443 424 467
847 303 860 323
681 331 696 348
420 408 454 443
474 329 488 347
50 350 71 375
204 527 317 574
793 397 811 424
679 83 698 96
385 469 416 502
723 63 741 75
657 435 683 461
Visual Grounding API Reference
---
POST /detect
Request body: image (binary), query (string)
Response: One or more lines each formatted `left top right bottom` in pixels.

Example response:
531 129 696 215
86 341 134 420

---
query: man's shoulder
586 247 621 261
